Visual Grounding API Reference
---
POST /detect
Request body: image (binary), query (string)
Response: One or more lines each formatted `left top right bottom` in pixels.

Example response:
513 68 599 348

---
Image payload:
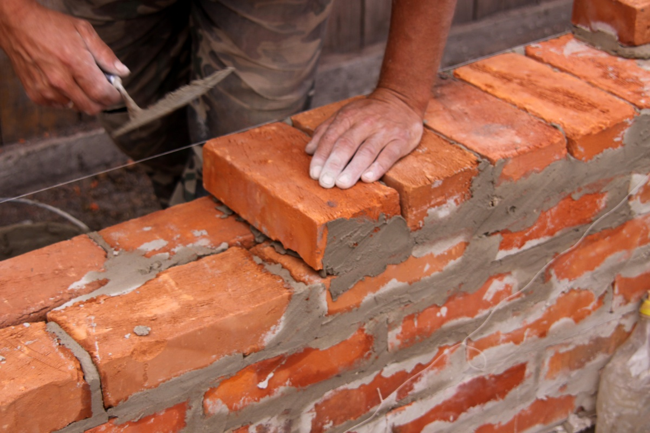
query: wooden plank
323 0 364 54
363 0 391 46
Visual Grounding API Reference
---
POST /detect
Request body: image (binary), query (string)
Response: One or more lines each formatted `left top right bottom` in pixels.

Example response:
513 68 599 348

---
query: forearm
377 0 457 116
0 0 39 49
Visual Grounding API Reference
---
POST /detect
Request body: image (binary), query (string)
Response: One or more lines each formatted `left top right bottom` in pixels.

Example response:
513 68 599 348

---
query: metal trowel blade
112 67 234 137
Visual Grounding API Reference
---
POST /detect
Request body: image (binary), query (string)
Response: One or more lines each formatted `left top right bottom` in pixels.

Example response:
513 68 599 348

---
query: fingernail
362 171 374 182
310 165 322 179
337 174 350 187
115 61 130 76
320 173 335 188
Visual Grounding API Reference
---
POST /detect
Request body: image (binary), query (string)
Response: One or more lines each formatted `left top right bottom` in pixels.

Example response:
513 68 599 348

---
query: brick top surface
572 0 650 46
291 96 365 136
48 247 291 407
527 34 650 110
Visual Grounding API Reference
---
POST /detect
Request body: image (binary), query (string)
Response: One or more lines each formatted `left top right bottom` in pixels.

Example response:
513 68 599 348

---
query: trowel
106 67 234 137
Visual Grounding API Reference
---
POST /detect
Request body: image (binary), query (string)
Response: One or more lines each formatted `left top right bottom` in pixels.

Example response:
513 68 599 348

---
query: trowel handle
104 72 117 86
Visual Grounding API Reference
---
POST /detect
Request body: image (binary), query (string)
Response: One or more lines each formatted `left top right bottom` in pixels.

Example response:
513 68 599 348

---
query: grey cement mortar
47 322 109 433
324 214 413 300
574 26 650 59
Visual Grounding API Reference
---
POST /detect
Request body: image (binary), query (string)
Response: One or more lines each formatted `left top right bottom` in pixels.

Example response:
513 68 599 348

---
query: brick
425 79 566 183
549 214 650 281
86 402 188 432
391 363 527 432
545 324 630 379
203 122 401 270
203 328 373 414
475 395 575 433
99 196 254 258
629 174 650 215
382 129 479 230
309 345 454 432
0 235 107 327
390 274 518 350
0 322 91 432
527 34 650 110
252 239 467 316
291 96 365 135
572 0 650 46
614 270 650 305
47 247 291 407
469 289 603 358
497 191 608 259
455 53 636 161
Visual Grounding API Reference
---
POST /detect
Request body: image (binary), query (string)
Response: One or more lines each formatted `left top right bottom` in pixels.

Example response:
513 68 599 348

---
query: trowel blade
113 67 234 137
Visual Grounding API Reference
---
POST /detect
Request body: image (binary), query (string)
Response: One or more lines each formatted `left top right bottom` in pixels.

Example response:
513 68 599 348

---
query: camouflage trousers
63 0 334 207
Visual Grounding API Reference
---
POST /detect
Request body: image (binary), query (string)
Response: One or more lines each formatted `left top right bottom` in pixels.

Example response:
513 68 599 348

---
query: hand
305 88 424 189
0 0 129 114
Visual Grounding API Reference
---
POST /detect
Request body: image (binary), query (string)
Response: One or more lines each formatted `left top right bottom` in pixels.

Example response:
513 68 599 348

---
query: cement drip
574 26 650 59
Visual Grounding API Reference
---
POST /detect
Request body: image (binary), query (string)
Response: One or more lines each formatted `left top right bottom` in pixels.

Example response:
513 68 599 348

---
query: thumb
75 20 130 76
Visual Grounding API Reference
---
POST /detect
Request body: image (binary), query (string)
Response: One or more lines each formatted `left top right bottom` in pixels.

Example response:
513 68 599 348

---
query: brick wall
3 16 650 433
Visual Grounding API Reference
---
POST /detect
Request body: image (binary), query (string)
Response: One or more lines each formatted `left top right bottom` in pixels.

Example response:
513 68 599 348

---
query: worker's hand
0 0 128 114
306 87 424 189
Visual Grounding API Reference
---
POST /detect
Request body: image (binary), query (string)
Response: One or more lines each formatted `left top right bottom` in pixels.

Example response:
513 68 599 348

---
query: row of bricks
2 202 649 432
572 0 650 47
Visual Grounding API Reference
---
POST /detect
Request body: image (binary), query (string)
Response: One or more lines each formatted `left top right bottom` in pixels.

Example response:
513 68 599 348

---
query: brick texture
87 402 188 432
425 79 566 183
0 235 107 328
475 395 576 433
203 122 401 270
572 0 650 46
48 247 291 407
382 129 479 230
455 53 636 161
0 322 91 432
614 270 650 306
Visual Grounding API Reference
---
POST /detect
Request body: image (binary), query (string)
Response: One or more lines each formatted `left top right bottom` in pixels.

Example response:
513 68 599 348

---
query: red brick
425 79 566 183
203 328 373 414
0 322 91 432
469 289 604 358
252 240 467 316
527 34 650 110
309 345 455 432
498 191 608 258
390 274 518 350
545 324 630 379
86 402 187 432
391 364 527 432
549 215 650 281
475 395 576 433
47 247 291 407
454 53 636 161
382 129 479 230
99 196 254 258
291 96 365 135
0 235 107 327
572 0 650 46
203 122 401 270
614 270 650 305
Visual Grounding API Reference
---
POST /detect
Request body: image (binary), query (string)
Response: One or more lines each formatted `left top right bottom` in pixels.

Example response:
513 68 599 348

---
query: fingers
334 134 389 189
76 20 129 77
360 141 409 183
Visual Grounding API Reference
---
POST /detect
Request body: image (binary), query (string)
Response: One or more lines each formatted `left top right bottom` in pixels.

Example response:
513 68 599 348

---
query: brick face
475 395 576 433
87 402 188 432
0 235 107 328
454 53 636 161
572 0 650 46
48 247 291 407
0 322 91 432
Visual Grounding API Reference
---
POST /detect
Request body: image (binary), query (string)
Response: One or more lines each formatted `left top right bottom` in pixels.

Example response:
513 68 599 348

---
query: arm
0 0 128 114
306 0 457 189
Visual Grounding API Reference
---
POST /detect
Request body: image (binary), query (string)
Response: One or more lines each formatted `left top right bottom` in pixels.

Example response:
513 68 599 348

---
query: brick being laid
454 53 636 161
291 96 365 136
572 0 650 46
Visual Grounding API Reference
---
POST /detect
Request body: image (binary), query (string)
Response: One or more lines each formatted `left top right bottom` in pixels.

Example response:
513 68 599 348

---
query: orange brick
614 270 650 305
455 53 636 161
549 215 650 281
0 235 107 327
99 196 254 258
545 324 630 379
498 191 607 258
87 402 187 432
527 34 650 109
391 274 518 350
572 0 650 46
203 328 373 414
252 240 467 315
0 322 91 432
392 364 527 432
382 129 479 230
469 289 603 357
309 346 454 432
291 96 366 135
425 79 566 183
48 247 291 407
475 395 575 433
203 122 401 270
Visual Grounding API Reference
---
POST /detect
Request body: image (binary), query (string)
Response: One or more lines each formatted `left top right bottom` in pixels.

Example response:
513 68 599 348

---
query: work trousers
63 0 334 206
